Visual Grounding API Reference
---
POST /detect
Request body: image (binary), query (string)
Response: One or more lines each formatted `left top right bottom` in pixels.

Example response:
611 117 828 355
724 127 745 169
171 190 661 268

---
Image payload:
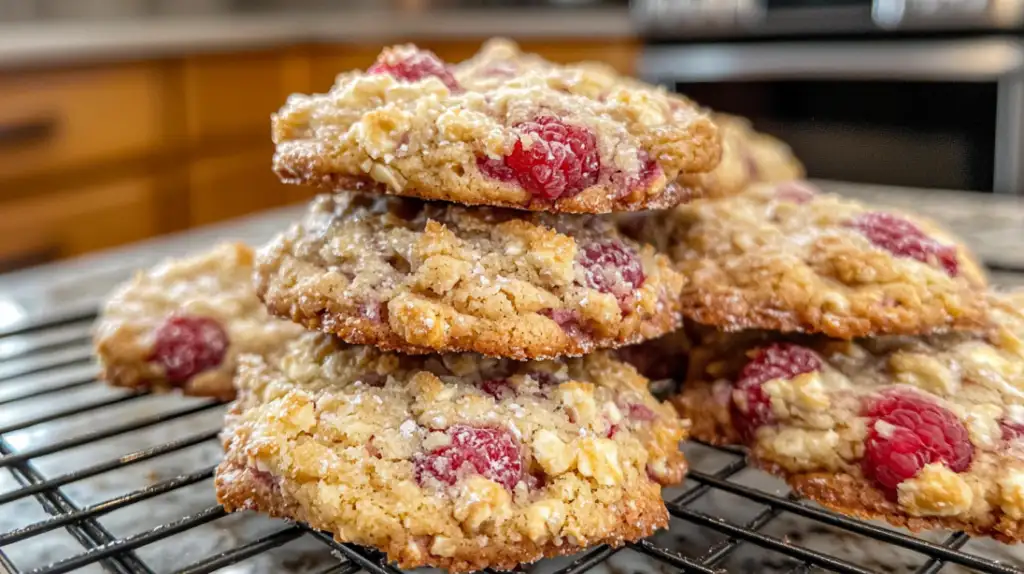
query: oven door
642 38 1024 194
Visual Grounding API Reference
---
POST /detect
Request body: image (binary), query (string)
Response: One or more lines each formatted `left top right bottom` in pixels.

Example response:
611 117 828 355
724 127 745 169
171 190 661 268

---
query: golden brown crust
271 40 721 215
631 182 989 339
255 193 685 360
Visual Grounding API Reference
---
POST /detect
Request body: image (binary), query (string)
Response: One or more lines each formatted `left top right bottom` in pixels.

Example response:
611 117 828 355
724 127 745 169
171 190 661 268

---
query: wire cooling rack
1 306 1023 574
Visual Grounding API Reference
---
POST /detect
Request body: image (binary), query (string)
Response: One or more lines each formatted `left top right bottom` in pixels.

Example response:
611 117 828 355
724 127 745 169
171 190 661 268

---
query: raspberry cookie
215 333 688 572
700 114 804 198
676 292 1024 542
255 193 685 360
272 41 720 214
94 243 304 400
631 181 988 339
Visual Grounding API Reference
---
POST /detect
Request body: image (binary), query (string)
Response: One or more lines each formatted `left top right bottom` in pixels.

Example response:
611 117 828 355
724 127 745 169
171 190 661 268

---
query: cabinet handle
0 116 58 147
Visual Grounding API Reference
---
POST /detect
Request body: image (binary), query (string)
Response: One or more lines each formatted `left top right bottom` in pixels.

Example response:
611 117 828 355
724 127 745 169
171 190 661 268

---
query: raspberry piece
480 378 514 400
1000 418 1024 442
848 212 959 276
730 343 821 438
774 181 817 204
579 240 645 311
414 425 523 490
540 308 589 340
625 403 656 421
367 47 460 92
149 315 229 383
478 117 600 201
862 390 974 495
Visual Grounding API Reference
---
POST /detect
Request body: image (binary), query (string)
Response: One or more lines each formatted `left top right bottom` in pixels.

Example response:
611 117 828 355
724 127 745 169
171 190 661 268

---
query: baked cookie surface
676 292 1024 542
700 114 805 198
272 40 720 214
93 243 303 399
630 181 988 339
255 193 685 360
216 334 688 572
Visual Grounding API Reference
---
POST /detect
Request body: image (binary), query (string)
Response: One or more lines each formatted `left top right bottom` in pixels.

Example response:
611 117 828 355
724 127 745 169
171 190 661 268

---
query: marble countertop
0 7 633 70
0 180 1021 328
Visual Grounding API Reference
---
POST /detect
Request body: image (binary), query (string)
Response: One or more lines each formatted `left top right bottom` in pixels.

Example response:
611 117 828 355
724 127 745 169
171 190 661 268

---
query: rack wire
1 306 1022 574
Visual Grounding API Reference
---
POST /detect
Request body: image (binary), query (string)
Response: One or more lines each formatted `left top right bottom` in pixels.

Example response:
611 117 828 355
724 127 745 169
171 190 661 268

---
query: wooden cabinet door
0 177 160 271
188 145 296 226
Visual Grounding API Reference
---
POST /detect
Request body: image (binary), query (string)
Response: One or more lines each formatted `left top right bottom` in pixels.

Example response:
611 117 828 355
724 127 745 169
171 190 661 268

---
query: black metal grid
1 307 1022 574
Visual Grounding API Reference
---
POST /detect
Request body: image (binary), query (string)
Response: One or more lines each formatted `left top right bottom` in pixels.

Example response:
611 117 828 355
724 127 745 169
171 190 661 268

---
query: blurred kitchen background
0 0 1020 273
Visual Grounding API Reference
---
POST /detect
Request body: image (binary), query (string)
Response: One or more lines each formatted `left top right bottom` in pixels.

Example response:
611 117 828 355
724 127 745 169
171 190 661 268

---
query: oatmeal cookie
629 181 988 339
94 243 304 400
272 40 720 214
255 193 685 360
700 114 804 198
216 333 688 572
675 292 1024 542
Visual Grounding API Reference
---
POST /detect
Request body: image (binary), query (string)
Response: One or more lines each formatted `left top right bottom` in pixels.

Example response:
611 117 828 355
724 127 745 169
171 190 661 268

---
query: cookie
700 114 804 198
272 40 721 214
94 243 304 400
628 181 988 339
616 329 692 382
255 192 685 360
675 292 1024 542
216 333 688 572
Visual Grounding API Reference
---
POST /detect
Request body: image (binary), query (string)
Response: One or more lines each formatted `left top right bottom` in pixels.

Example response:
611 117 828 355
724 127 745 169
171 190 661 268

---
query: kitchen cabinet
0 176 161 272
0 65 164 189
0 37 639 270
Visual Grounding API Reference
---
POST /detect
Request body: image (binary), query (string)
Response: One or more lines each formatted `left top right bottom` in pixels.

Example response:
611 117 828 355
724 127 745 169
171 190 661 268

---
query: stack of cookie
94 40 737 571
642 182 1024 542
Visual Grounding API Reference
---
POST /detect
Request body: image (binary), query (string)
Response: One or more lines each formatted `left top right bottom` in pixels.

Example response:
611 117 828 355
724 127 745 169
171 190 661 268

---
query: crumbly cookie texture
676 292 1024 542
699 114 805 198
255 192 685 360
627 181 988 339
272 39 720 214
216 334 688 572
94 243 304 399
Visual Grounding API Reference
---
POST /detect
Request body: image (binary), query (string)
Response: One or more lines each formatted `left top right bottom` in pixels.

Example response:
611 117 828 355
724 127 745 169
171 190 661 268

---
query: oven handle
641 38 1024 83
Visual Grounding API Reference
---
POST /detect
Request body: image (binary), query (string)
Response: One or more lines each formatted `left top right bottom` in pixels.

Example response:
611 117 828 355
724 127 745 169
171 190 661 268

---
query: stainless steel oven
641 39 1024 193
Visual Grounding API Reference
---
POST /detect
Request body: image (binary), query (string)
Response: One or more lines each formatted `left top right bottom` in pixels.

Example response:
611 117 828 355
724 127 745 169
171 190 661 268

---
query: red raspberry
730 343 821 439
625 403 656 421
149 315 229 383
480 378 514 400
774 181 817 204
1000 418 1024 442
579 240 645 311
848 212 959 276
367 47 460 92
540 308 589 340
414 425 523 490
477 117 600 201
861 390 973 495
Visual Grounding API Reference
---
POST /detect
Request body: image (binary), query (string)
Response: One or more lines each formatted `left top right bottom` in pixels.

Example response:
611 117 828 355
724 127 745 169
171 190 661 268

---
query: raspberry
367 48 460 92
579 240 645 311
730 343 821 438
540 308 589 340
149 315 229 383
774 181 817 204
861 390 974 495
414 425 523 490
477 117 600 201
625 403 656 421
480 378 514 400
848 212 959 276
1000 418 1024 442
